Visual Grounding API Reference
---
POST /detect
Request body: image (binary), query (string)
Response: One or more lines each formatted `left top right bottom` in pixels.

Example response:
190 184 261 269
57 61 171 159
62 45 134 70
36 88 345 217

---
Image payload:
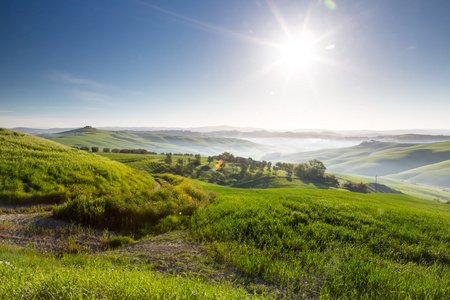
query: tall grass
0 246 262 299
0 128 155 205
191 185 450 299
54 174 215 233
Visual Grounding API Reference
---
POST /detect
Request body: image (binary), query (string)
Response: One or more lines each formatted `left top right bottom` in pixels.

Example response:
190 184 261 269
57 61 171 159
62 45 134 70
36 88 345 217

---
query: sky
1 0 450 131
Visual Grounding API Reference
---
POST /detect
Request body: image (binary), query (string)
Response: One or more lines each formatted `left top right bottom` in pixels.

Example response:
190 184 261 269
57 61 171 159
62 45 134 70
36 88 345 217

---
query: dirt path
153 180 162 192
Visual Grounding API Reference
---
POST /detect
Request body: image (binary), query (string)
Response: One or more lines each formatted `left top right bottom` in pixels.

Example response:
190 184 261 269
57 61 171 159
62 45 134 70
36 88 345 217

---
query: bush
53 174 214 232
104 236 135 249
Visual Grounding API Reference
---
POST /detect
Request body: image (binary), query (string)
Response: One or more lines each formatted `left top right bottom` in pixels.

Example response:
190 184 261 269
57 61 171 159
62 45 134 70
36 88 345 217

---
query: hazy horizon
7 124 450 136
2 1 450 130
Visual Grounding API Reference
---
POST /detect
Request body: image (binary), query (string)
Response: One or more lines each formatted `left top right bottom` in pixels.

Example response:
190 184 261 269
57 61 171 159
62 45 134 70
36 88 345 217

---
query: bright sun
277 35 315 70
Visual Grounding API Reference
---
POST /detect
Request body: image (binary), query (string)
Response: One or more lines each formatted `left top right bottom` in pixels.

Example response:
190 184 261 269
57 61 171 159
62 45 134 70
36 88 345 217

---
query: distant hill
0 128 155 205
280 140 450 189
13 126 450 142
45 127 275 158
387 160 450 188
11 127 76 135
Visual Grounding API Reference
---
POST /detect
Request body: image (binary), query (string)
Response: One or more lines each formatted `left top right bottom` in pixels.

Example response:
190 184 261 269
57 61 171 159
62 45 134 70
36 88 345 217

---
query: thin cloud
133 0 279 49
44 106 99 110
48 70 108 90
69 89 114 105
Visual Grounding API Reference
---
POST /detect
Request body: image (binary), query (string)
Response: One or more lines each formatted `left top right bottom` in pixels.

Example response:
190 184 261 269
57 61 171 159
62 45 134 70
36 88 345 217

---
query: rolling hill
0 128 156 204
387 159 450 188
279 140 450 189
46 127 274 158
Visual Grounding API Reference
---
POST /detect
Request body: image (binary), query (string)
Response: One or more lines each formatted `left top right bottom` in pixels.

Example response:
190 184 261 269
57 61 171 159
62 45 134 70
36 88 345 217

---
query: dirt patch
112 231 234 281
0 212 112 254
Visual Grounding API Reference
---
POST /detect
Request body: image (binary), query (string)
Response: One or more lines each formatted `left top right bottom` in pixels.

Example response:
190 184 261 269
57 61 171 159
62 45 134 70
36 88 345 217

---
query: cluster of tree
275 159 326 180
343 181 368 193
114 149 157 154
206 152 272 173
171 153 195 157
73 146 157 154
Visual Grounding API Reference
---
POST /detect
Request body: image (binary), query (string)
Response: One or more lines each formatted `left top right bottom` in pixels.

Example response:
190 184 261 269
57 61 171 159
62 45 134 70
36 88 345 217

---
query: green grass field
0 245 261 299
0 128 155 205
191 183 450 299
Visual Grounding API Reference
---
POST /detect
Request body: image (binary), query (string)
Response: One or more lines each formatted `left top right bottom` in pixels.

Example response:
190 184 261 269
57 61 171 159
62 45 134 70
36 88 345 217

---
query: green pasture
0 129 155 205
0 246 261 299
191 183 450 299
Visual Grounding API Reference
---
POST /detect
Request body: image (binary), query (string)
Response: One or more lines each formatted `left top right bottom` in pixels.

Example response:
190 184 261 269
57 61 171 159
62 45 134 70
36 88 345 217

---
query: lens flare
323 0 337 11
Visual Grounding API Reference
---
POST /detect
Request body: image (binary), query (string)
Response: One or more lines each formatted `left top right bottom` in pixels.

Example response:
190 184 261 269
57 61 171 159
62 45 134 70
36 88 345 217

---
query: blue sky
1 0 449 130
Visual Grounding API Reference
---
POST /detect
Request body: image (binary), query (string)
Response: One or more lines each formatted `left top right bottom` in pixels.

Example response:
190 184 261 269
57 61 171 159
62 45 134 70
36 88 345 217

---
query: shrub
53 174 214 232
104 236 135 249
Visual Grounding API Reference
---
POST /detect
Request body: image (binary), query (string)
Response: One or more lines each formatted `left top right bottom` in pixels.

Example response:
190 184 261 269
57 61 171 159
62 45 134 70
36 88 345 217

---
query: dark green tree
294 162 311 179
308 159 326 179
165 153 172 165
194 154 202 166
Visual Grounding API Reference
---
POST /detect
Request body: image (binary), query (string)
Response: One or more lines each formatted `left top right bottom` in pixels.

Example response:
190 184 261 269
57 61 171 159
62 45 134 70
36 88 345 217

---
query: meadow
191 184 450 299
0 128 155 205
0 245 262 299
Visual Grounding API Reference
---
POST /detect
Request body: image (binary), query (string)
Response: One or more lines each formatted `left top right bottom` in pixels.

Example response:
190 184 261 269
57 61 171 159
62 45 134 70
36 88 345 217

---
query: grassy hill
333 172 450 202
280 141 450 189
46 127 273 157
98 152 377 194
387 160 450 188
0 128 156 204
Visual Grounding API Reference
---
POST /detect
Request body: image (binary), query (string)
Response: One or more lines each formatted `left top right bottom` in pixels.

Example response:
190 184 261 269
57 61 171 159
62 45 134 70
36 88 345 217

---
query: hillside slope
47 128 273 157
0 128 155 204
280 141 450 188
386 159 450 188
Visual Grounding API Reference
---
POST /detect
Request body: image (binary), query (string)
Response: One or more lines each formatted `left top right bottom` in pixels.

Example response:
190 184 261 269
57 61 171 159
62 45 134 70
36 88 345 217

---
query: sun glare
278 37 314 68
